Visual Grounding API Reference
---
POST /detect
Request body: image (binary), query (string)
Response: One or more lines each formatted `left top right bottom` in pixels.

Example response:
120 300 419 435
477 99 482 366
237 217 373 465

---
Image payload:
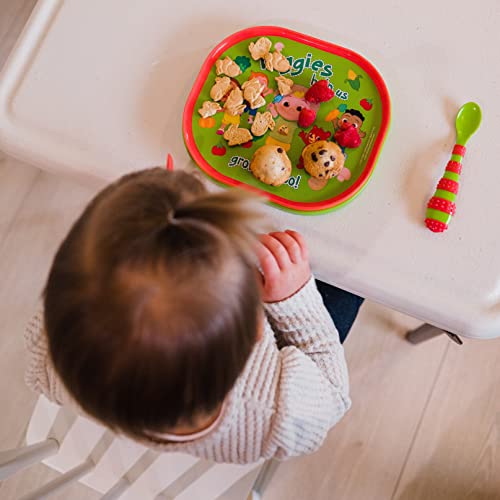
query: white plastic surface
0 0 499 338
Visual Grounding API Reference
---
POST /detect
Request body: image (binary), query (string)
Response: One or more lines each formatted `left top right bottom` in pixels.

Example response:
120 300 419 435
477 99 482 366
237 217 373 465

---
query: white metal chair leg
248 460 280 500
0 439 59 480
18 459 94 500
101 478 129 500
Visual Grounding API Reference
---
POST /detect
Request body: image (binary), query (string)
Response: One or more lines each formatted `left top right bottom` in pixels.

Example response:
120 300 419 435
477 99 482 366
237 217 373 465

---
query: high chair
0 396 270 499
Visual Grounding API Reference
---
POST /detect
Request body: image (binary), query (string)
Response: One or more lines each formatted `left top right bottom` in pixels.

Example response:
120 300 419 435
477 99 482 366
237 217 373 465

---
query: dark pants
315 280 364 344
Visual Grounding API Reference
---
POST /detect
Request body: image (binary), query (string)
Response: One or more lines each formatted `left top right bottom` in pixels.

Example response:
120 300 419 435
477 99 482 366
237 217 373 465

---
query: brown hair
44 168 262 440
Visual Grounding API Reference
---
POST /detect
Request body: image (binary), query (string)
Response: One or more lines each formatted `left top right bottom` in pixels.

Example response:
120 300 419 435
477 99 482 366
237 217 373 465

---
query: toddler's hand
257 230 311 303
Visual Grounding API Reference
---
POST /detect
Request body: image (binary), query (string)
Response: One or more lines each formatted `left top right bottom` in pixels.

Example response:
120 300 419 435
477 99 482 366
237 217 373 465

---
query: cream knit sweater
25 278 351 464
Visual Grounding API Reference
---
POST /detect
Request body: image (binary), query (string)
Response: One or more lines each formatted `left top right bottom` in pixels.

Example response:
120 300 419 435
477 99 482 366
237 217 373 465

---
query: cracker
198 101 222 118
248 37 272 60
264 52 274 72
224 88 246 116
242 79 266 109
275 76 294 96
223 124 253 146
210 77 232 101
251 111 275 137
264 51 291 73
278 124 289 135
215 56 242 78
272 51 291 73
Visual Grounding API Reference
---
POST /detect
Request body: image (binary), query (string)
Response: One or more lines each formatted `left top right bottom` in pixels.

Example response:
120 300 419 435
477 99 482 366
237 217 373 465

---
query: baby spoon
425 102 482 232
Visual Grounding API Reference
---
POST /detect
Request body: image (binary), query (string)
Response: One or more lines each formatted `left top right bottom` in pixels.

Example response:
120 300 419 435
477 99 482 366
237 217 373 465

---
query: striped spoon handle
425 144 466 233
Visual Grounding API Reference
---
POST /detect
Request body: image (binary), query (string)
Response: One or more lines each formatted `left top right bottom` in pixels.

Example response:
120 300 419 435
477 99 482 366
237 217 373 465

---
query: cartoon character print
332 109 366 149
245 72 273 124
265 84 320 152
216 78 243 135
296 125 331 169
299 125 332 145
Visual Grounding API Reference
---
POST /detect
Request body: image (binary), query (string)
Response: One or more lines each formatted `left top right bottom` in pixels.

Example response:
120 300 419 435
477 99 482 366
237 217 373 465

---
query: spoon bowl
455 102 482 146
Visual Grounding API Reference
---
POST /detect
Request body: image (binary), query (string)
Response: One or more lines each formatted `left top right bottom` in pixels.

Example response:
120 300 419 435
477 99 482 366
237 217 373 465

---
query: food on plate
242 79 266 109
302 140 344 179
251 111 275 136
275 76 294 96
210 77 232 101
223 124 253 146
305 79 335 104
224 88 246 116
264 50 290 73
248 37 272 60
198 101 221 118
215 56 242 77
250 144 292 186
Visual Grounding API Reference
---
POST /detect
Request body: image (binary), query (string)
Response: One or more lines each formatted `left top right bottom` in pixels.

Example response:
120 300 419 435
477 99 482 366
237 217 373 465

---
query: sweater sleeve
24 305 70 405
263 278 351 459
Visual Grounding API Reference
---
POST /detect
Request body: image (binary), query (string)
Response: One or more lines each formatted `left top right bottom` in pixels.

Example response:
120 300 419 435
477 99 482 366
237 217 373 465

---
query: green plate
183 26 391 214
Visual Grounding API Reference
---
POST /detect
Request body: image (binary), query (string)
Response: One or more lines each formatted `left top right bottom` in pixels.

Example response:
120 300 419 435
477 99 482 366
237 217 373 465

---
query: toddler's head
44 168 262 440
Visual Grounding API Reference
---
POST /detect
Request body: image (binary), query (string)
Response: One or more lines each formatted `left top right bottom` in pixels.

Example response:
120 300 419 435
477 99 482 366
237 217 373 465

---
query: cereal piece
272 51 291 73
263 51 291 73
250 144 292 186
248 37 272 60
278 124 289 136
251 111 275 137
275 76 294 96
215 56 242 78
198 101 222 118
264 52 274 72
224 88 246 116
250 95 266 109
242 79 266 109
302 140 344 180
210 77 232 101
223 124 253 146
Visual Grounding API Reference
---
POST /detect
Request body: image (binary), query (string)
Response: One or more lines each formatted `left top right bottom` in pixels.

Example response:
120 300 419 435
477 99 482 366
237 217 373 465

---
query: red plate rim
183 26 391 211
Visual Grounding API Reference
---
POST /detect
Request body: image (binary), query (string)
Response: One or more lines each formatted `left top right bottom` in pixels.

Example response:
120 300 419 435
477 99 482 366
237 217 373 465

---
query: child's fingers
269 232 302 264
255 241 280 280
285 230 309 260
259 234 290 270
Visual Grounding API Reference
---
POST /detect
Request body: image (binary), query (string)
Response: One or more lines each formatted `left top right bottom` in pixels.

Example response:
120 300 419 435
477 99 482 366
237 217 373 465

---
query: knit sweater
24 277 351 464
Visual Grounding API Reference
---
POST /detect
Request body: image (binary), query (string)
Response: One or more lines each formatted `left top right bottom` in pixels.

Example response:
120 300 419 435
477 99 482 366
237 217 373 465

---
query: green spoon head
455 102 482 146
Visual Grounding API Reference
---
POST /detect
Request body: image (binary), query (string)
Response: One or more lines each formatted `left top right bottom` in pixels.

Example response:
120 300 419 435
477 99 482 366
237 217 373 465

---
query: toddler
25 167 352 463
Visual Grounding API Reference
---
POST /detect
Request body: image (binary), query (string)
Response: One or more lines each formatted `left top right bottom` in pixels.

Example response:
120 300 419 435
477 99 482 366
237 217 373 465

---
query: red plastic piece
427 197 456 215
166 154 174 171
305 80 335 104
437 178 459 194
298 108 317 128
452 144 466 156
445 160 462 174
334 125 362 148
425 218 447 233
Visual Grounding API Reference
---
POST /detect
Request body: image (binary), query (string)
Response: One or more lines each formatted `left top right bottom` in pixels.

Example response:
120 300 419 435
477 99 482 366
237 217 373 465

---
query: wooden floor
1 3 500 499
